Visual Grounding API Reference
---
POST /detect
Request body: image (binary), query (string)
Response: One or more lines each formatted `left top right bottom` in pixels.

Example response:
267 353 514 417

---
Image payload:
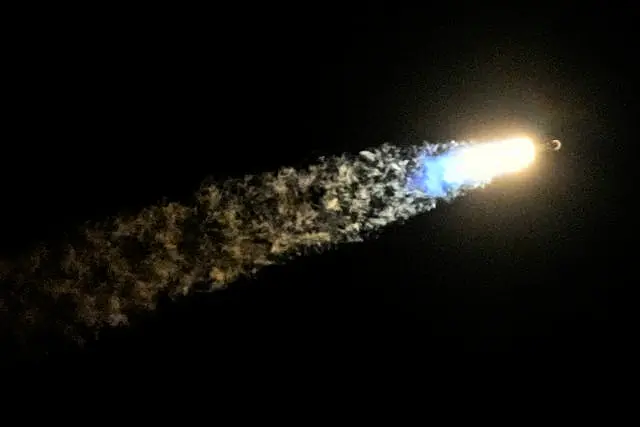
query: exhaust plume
0 137 536 347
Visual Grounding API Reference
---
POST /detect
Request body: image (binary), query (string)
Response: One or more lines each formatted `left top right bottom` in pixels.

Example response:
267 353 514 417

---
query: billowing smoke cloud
0 138 535 347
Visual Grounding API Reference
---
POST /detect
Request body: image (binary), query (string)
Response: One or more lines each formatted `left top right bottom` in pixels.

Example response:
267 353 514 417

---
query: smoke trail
0 138 535 346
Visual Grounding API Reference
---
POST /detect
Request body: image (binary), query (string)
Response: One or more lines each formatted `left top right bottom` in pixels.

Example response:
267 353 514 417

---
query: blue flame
408 153 447 197
408 138 536 197
408 145 492 197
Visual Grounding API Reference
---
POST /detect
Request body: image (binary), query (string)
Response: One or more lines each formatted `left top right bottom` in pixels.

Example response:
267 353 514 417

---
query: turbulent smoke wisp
0 138 535 339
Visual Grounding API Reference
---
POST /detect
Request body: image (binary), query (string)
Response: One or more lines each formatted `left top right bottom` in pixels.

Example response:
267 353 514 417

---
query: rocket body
544 139 562 151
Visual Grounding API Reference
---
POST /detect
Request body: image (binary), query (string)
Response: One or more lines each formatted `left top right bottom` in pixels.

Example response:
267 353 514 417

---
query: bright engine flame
443 137 536 185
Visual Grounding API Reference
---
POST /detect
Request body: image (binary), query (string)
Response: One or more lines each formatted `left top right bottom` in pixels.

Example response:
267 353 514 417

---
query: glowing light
408 137 537 197
443 137 536 185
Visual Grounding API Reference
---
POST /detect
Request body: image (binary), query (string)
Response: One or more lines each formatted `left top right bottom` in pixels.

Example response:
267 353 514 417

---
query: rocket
544 139 562 151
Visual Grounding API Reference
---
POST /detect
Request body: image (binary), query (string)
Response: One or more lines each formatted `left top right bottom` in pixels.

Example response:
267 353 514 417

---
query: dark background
2 4 633 370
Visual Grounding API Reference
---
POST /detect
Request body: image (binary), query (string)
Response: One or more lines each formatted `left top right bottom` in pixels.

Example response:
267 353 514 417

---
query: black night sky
1 4 633 372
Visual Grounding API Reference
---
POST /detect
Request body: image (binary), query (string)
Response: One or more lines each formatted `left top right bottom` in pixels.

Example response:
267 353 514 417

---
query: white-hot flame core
443 137 536 185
